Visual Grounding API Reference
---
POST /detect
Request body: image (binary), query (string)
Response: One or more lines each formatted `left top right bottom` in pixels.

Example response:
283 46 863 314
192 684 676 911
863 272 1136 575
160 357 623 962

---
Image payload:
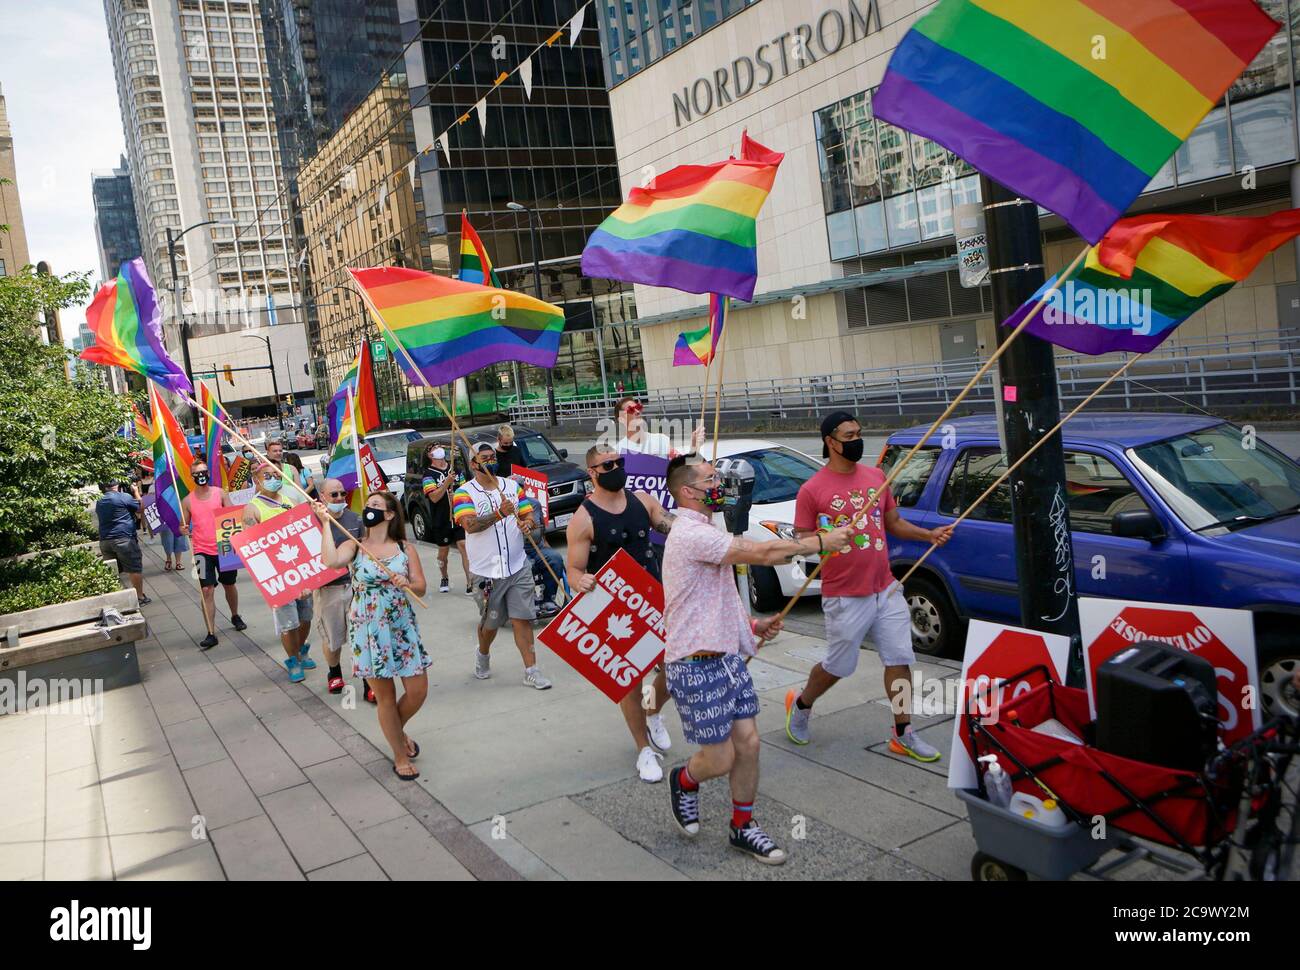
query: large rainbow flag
1004 210 1300 355
872 0 1278 244
197 382 235 487
79 258 193 394
348 267 565 388
148 382 196 533
673 294 728 367
326 341 381 446
458 211 502 287
581 132 784 302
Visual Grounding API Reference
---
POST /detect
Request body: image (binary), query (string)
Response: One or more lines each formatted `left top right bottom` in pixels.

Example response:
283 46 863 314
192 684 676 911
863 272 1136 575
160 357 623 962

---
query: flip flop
404 737 420 760
164 562 173 571
392 764 420 781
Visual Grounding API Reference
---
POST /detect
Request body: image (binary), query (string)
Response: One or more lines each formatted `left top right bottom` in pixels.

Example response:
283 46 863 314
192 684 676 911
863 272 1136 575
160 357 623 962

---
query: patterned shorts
665 654 759 746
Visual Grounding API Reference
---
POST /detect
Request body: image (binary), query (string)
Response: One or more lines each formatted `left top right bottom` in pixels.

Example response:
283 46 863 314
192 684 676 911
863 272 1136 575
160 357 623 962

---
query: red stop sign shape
957 629 1064 762
1086 606 1253 744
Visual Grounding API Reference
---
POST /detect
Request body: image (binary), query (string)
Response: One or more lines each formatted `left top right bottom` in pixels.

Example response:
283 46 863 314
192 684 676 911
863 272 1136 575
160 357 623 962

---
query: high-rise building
0 82 31 279
91 155 144 282
103 0 309 417
399 0 645 412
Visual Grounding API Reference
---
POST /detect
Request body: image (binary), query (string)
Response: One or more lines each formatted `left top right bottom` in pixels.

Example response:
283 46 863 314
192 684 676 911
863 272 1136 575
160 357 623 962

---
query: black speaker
1095 640 1219 771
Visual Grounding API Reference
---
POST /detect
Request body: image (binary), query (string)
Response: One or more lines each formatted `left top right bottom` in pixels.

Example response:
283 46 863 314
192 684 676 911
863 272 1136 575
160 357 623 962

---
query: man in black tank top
566 445 678 784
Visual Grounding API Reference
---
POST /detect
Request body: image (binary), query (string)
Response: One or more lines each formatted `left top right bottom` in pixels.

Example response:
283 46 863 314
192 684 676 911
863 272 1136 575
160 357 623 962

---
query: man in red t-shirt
788 411 953 760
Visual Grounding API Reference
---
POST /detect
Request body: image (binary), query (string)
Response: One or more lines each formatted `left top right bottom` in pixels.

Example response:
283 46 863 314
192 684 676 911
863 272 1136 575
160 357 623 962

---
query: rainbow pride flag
197 383 235 487
326 341 381 446
1004 210 1300 355
581 132 784 302
349 267 565 388
132 403 154 442
458 211 502 288
79 259 193 394
148 383 195 533
673 294 728 367
873 0 1278 244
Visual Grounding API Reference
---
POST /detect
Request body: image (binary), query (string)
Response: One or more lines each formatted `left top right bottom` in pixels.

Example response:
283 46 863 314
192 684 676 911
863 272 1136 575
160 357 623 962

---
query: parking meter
717 459 756 611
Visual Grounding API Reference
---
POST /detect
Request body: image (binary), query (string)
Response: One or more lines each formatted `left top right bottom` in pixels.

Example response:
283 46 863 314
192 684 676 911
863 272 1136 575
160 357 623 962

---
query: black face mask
362 507 385 528
193 471 210 486
596 467 627 492
835 438 865 463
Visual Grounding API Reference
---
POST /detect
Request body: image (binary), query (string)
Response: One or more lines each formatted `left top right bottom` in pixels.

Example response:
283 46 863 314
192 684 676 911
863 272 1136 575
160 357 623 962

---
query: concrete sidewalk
2 533 1191 881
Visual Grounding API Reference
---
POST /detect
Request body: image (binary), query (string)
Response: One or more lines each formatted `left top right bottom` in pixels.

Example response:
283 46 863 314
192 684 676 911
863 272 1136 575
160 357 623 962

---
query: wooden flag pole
350 280 566 594
185 391 427 608
709 301 731 457
151 382 189 530
887 353 1140 596
771 243 1091 622
697 299 718 430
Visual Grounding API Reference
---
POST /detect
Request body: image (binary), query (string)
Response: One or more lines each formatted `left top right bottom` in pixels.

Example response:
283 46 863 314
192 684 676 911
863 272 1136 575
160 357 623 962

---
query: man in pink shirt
786 411 953 759
180 457 246 650
662 454 852 865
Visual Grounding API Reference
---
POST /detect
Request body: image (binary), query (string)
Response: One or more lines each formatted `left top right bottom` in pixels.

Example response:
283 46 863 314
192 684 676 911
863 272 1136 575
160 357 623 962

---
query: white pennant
475 97 488 135
438 131 450 164
519 56 533 99
569 5 585 45
406 158 416 186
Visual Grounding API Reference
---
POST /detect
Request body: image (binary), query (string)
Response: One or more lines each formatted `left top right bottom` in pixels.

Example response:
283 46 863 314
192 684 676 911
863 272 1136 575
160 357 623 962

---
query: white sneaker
474 650 490 680
636 746 664 783
523 666 552 690
646 712 672 752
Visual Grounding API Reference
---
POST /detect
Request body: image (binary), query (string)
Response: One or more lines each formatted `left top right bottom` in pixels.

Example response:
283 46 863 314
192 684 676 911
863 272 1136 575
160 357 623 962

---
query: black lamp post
507 201 557 426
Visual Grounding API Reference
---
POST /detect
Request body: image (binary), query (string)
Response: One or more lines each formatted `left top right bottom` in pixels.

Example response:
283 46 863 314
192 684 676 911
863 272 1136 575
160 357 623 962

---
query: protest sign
948 620 1072 790
623 453 675 545
538 548 665 702
141 493 162 535
511 464 549 524
1080 598 1259 745
359 442 386 495
233 504 346 608
214 505 246 571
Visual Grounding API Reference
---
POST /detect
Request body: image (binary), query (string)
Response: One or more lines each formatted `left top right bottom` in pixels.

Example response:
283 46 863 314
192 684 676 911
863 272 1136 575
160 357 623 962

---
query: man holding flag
180 455 246 649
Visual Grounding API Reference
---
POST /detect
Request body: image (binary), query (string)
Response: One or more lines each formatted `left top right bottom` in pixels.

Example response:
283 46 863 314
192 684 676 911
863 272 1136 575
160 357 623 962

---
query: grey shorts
315 583 350 653
100 537 142 574
472 566 536 630
823 587 914 677
272 594 314 636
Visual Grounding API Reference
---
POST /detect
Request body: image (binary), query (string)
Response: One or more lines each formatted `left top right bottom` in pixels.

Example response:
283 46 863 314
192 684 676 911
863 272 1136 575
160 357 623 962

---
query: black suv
401 424 590 539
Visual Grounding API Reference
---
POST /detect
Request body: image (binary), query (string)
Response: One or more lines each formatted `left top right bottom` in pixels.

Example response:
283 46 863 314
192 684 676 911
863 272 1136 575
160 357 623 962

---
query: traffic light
223 363 234 385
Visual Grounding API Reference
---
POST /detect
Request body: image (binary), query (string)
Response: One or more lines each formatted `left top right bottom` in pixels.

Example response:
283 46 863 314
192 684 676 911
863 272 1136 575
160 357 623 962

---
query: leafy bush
26 512 99 553
0 548 119 615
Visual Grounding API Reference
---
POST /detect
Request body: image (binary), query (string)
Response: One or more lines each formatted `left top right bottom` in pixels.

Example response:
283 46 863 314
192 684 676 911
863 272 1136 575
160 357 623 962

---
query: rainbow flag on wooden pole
673 294 727 367
197 382 234 487
872 0 1279 244
79 258 193 394
148 382 194 532
581 132 784 302
326 340 381 446
458 211 502 287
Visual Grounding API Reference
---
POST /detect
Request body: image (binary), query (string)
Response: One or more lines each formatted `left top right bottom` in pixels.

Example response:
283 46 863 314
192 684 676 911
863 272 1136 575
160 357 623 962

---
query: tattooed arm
635 491 676 535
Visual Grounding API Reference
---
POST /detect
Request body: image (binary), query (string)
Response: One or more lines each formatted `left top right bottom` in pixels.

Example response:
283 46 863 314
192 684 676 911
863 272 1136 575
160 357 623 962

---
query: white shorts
823 587 914 677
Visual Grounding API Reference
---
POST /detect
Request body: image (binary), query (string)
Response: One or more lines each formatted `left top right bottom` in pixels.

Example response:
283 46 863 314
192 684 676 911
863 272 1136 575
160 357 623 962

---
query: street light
166 220 224 390
241 332 284 432
508 201 557 427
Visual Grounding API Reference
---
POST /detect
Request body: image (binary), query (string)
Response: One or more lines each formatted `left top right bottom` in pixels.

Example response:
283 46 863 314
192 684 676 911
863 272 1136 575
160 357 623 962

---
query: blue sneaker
285 656 305 683
298 641 316 670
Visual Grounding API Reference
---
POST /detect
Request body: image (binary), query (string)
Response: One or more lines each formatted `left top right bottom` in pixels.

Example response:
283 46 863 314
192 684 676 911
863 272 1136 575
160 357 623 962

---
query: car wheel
411 507 430 542
748 565 784 613
903 575 960 657
1257 636 1299 721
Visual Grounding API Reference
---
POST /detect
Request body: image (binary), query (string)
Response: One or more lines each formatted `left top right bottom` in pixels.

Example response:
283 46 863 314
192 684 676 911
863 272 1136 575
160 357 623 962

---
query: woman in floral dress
316 491 430 780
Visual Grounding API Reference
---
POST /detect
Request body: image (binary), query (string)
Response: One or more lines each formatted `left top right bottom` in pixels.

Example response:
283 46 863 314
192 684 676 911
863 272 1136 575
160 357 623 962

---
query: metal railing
509 331 1300 427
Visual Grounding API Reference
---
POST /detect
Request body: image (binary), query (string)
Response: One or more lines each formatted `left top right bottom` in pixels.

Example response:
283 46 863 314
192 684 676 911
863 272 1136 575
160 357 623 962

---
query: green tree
0 266 136 556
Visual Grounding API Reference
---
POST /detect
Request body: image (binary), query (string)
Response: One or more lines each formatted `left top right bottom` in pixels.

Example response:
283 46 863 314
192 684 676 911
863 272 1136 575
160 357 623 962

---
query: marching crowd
96 399 955 867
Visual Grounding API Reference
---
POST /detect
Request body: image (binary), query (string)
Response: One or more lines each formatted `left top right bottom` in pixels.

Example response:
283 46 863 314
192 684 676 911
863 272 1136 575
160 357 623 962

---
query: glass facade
91 158 144 283
597 0 762 87
816 0 1299 262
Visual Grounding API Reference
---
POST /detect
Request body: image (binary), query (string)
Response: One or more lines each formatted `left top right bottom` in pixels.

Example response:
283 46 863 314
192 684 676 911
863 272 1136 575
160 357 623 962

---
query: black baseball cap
820 410 859 458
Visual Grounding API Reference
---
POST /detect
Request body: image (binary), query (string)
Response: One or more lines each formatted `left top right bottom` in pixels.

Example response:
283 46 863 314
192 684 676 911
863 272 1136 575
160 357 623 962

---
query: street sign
371 339 388 362
538 548 665 703
233 504 346 608
1081 598 1259 745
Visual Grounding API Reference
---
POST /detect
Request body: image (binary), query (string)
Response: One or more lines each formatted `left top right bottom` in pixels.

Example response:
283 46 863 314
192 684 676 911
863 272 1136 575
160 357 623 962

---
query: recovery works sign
234 503 347 608
538 548 665 702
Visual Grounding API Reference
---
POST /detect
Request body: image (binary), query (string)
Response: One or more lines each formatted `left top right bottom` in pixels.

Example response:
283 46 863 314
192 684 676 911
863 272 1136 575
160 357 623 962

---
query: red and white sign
359 443 386 495
1080 597 1259 745
538 548 664 702
233 503 347 608
948 620 1072 790
511 464 548 524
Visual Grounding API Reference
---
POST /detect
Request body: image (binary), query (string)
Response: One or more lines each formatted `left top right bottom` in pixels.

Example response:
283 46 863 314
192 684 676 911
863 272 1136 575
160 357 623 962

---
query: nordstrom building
595 0 1300 394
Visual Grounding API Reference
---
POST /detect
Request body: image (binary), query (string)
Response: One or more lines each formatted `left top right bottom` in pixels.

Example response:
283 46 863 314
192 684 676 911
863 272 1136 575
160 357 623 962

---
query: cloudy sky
1 0 124 342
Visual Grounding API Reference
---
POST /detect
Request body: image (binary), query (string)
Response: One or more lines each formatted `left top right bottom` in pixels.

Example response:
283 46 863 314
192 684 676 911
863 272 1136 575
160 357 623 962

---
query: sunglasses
621 403 643 416
588 456 625 473
326 490 346 498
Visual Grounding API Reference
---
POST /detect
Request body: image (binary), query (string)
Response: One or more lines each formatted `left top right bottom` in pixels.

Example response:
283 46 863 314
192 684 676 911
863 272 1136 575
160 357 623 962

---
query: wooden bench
0 589 146 715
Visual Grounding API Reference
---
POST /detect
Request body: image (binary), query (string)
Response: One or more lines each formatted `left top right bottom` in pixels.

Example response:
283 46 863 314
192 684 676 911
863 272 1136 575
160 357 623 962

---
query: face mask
596 467 627 492
362 507 385 528
431 448 446 461
262 477 282 493
193 471 209 486
300 469 311 486
327 501 347 515
690 481 726 509
836 438 865 463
